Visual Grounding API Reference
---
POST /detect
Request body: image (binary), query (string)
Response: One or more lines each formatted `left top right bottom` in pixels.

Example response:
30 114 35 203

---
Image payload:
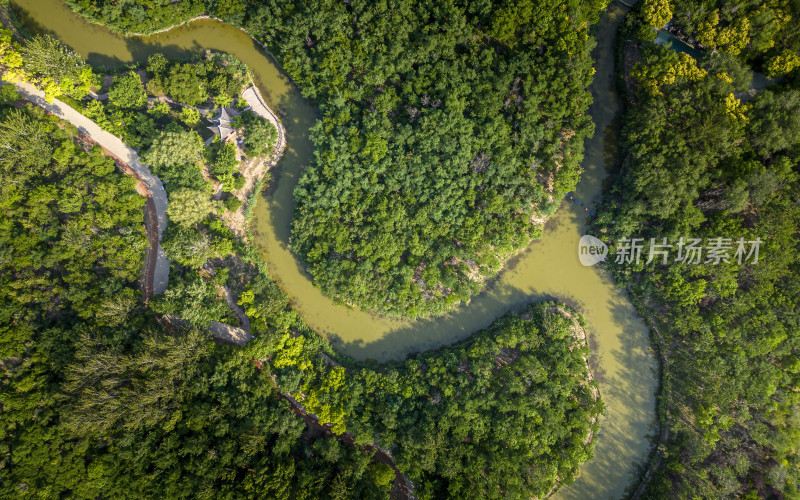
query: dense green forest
0 95 146 356
66 0 609 317
1 23 603 498
0 77 394 500
595 1 800 497
242 301 603 499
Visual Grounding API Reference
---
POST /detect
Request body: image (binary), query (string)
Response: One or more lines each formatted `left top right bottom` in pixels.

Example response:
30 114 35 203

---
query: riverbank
219 84 288 239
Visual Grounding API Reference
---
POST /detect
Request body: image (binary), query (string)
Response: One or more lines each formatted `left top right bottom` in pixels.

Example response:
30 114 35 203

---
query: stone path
8 80 171 295
241 85 286 156
8 80 290 342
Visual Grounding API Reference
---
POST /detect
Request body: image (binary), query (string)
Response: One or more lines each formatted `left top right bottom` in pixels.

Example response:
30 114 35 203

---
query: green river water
14 1 657 497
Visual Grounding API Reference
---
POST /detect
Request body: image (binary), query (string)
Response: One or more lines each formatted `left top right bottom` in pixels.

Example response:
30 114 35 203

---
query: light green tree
141 129 204 168
107 71 147 108
21 34 94 101
235 110 277 157
765 50 800 78
161 224 212 267
166 187 211 227
180 106 201 126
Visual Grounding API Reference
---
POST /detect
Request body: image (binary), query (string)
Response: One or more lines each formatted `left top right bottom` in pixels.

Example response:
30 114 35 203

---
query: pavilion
207 107 241 141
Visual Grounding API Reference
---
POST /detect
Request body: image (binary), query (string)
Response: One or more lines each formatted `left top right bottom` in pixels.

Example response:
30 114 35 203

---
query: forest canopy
0 81 393 499
245 301 603 499
597 4 800 497
66 0 610 317
0 0 618 497
0 87 601 499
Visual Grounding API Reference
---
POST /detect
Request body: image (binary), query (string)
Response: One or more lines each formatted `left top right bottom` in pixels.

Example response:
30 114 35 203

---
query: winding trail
7 75 286 339
6 80 171 295
241 85 286 155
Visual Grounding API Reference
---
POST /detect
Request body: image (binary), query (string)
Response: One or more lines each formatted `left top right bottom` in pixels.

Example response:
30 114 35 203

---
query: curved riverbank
13 1 656 498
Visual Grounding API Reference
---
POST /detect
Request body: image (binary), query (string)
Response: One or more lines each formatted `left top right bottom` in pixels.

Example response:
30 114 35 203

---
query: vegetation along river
15 1 657 498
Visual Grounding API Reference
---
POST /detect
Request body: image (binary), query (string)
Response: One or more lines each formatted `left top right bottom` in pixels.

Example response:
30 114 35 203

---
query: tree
146 52 168 76
236 110 277 157
107 71 147 108
210 141 239 188
166 188 211 226
0 29 24 81
640 0 673 39
223 195 242 212
765 51 800 78
141 129 204 168
61 327 209 437
164 62 206 106
597 20 800 495
21 34 94 101
631 48 707 95
150 269 232 324
180 106 200 126
0 108 53 185
161 224 213 267
747 90 800 155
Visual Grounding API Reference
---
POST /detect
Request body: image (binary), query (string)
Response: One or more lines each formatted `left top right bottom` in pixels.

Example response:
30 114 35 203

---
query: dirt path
7 79 171 295
222 285 250 332
97 144 160 301
247 358 412 500
208 284 253 346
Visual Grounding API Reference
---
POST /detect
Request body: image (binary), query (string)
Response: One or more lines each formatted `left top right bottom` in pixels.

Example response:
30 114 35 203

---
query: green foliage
264 303 602 499
66 0 608 321
2 321 391 498
257 0 605 316
166 187 212 227
107 70 146 109
236 109 276 157
148 99 170 116
144 51 247 106
179 105 200 126
65 0 206 33
20 34 94 100
232 173 246 190
161 224 213 268
597 28 800 497
0 56 394 500
164 62 206 106
668 0 800 68
747 89 800 156
765 50 800 78
641 0 673 32
209 141 240 188
0 106 146 355
62 327 209 436
224 195 242 212
150 269 233 325
141 128 204 168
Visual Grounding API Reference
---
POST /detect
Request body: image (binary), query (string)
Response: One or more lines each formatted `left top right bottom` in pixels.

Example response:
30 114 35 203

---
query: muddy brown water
15 1 656 497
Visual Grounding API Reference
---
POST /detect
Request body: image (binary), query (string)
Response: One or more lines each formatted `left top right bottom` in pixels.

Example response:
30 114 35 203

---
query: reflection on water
15 1 656 497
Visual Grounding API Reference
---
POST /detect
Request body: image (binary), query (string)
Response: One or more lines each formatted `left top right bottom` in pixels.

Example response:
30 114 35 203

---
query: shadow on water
326 284 564 361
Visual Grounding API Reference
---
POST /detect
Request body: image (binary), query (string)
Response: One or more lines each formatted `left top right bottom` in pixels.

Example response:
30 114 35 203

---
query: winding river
14 1 656 498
